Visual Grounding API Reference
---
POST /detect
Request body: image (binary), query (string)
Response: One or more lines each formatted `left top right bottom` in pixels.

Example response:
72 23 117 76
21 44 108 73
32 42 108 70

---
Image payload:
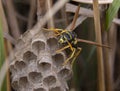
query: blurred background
0 0 120 91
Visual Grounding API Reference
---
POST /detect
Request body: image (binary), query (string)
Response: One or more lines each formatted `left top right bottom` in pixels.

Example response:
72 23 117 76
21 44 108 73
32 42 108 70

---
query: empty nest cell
37 61 51 72
58 68 72 80
47 38 58 51
43 75 57 87
32 40 45 54
28 72 42 83
23 51 37 63
19 76 29 88
11 80 19 90
9 65 17 76
52 53 64 67
14 61 26 71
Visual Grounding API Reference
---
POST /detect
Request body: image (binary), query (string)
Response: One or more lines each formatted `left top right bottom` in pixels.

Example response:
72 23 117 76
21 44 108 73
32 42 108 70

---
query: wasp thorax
58 31 77 45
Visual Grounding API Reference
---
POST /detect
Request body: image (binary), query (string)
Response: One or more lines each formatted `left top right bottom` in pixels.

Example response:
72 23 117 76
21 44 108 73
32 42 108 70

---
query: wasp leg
52 28 62 34
62 48 76 66
59 30 67 34
56 41 74 53
56 45 70 53
64 37 74 51
67 40 74 51
43 28 61 37
71 47 82 67
43 28 62 34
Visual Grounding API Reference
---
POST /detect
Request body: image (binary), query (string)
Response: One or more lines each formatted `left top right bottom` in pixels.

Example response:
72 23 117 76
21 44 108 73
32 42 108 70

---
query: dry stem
5 0 20 38
93 0 105 91
27 0 36 29
46 0 54 28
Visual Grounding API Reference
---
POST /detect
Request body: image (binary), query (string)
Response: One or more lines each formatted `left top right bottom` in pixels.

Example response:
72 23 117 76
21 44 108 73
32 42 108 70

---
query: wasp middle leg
71 47 82 67
56 45 70 53
62 47 76 66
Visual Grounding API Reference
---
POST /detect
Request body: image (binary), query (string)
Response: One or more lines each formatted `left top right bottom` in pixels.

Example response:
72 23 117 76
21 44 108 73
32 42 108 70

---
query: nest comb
9 27 72 91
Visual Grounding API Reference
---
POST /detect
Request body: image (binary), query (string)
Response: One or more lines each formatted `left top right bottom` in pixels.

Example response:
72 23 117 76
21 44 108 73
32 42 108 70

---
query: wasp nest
10 28 72 91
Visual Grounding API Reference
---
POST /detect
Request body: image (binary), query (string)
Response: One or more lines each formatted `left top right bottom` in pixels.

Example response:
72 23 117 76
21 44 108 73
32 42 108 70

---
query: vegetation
0 0 120 91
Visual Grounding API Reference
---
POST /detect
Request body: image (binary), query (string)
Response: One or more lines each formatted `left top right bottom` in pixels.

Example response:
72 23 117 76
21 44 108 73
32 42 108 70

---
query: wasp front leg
62 48 76 66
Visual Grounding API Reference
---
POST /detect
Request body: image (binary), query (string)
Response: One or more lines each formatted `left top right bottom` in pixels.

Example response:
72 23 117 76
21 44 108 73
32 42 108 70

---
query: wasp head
58 35 67 44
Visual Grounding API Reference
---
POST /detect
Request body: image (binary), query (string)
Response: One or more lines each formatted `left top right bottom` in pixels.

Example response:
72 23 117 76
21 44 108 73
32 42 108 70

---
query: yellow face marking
59 38 64 43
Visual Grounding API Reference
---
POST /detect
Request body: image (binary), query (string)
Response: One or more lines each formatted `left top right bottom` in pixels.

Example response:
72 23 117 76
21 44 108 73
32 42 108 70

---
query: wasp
43 5 110 67
43 28 110 66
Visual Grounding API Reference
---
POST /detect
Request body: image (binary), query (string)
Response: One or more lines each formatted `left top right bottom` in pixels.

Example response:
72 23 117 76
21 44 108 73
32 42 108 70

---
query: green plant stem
93 0 105 91
0 13 6 91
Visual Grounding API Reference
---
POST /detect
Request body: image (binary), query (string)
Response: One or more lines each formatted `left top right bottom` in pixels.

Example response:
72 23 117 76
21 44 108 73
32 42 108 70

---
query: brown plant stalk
27 0 36 29
5 0 20 38
46 0 55 28
93 0 105 91
100 5 113 91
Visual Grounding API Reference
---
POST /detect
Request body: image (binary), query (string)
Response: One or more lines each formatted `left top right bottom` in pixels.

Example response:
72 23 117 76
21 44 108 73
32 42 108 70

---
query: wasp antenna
70 4 80 31
77 38 111 49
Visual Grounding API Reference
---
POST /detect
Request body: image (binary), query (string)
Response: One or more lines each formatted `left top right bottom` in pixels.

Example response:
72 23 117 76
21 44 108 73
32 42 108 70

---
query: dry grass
93 0 105 91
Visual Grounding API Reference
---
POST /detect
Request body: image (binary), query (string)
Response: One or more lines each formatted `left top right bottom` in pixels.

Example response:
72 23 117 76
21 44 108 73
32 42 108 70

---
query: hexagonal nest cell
23 51 37 63
28 72 42 83
58 68 72 80
43 75 57 87
37 61 51 72
32 40 45 54
19 76 29 88
52 53 64 67
10 28 72 91
11 81 19 90
14 61 26 71
47 37 58 52
10 65 17 76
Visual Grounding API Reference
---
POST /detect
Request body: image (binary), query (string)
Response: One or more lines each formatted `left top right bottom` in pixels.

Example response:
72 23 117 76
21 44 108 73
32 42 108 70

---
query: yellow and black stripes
43 28 81 67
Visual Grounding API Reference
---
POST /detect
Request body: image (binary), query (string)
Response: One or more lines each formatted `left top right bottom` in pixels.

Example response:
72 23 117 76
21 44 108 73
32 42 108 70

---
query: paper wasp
43 5 110 67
